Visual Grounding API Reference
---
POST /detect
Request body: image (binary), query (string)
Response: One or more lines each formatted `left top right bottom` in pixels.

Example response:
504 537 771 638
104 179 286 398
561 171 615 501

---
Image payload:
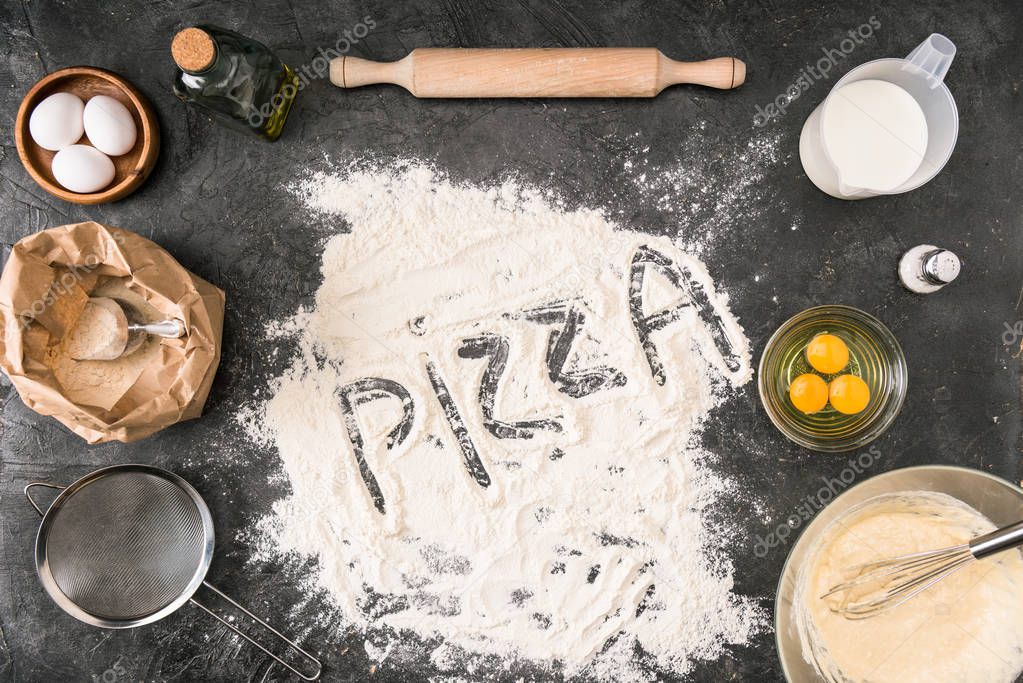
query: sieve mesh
44 471 207 620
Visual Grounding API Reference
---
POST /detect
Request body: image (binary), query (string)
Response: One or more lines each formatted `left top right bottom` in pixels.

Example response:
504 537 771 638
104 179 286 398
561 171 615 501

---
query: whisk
821 519 1023 619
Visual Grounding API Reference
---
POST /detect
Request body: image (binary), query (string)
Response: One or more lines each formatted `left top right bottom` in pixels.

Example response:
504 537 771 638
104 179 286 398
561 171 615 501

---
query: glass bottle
171 25 299 141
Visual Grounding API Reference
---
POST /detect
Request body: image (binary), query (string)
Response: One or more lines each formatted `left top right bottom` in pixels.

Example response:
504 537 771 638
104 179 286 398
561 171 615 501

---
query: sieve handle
189 581 322 681
24 482 66 516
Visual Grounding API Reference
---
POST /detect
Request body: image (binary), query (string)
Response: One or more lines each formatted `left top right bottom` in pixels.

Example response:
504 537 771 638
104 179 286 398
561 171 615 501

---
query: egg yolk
806 334 850 374
829 374 870 414
789 374 829 414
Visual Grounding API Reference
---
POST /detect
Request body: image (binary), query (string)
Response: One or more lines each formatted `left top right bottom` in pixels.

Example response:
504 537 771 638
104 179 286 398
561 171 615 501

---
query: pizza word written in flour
337 244 743 514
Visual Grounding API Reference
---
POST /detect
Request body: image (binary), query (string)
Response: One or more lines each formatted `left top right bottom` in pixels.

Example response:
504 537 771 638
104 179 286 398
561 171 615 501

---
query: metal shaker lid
899 244 960 294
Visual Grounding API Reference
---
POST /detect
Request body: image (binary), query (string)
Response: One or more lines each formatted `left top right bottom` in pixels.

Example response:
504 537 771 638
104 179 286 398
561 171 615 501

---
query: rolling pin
329 48 745 97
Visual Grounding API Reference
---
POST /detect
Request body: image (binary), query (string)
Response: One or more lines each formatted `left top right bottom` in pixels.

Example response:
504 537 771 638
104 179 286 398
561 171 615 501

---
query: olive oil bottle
171 25 299 141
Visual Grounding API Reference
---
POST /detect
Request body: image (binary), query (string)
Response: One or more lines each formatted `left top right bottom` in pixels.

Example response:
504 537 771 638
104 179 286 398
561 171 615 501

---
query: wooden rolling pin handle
330 49 745 98
660 55 746 91
330 54 413 90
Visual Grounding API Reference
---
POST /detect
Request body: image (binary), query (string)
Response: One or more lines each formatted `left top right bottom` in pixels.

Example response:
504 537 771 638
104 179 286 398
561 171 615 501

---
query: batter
796 491 1023 682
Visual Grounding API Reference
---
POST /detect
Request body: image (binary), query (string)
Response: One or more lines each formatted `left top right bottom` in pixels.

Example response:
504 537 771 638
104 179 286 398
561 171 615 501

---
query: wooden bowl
14 67 160 205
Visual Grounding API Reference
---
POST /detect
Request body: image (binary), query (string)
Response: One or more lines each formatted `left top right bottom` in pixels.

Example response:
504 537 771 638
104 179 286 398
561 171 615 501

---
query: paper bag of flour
0 221 225 443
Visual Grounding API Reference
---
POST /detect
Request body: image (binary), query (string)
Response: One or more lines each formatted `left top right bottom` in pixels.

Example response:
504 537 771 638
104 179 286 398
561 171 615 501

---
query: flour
66 297 127 361
247 159 765 679
46 279 160 411
623 126 788 251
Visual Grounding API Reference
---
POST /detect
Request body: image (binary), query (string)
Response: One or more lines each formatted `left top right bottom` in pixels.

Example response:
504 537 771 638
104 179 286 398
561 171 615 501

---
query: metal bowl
758 305 908 452
775 465 1023 682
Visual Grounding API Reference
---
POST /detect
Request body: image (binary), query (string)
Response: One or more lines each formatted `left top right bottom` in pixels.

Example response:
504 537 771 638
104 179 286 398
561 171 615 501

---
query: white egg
51 145 116 194
83 95 137 156
29 92 85 151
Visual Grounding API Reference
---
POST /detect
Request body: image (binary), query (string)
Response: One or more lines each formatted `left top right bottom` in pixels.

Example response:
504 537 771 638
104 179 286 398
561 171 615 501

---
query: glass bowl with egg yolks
758 305 907 452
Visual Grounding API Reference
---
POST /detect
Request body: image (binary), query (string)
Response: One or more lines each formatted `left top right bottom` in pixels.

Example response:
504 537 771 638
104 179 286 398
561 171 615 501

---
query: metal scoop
69 296 186 361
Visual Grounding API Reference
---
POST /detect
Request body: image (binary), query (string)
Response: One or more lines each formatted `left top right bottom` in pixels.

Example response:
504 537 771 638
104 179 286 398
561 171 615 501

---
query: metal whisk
822 519 1023 619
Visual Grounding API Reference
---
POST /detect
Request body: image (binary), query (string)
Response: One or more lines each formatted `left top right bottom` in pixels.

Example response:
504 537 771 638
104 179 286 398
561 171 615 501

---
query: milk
821 79 929 192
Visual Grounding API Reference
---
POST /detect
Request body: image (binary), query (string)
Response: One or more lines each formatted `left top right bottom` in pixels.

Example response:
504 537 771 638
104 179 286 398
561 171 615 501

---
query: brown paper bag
0 221 225 443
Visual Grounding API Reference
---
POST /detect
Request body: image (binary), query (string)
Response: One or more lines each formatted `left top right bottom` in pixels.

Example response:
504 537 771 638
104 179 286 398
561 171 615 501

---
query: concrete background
0 0 1020 680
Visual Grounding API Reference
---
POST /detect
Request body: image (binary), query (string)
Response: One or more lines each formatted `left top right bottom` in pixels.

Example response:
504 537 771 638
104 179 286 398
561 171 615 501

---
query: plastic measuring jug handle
905 33 956 87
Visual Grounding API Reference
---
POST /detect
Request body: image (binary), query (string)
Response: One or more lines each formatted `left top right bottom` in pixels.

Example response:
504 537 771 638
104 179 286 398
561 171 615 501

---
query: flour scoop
25 465 322 680
68 296 186 361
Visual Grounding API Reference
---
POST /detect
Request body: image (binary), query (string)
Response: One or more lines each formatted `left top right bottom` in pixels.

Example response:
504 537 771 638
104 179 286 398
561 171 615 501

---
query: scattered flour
245 159 765 679
624 127 787 252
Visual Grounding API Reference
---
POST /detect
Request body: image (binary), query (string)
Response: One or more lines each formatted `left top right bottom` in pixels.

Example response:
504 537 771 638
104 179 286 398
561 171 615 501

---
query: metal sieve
26 464 321 681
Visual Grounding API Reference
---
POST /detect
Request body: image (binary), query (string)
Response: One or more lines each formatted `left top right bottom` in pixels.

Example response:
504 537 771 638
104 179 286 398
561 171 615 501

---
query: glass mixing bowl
758 305 907 452
775 465 1023 682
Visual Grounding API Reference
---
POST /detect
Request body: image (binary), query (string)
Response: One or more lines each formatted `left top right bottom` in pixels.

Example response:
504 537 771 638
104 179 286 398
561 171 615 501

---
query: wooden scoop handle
330 48 745 97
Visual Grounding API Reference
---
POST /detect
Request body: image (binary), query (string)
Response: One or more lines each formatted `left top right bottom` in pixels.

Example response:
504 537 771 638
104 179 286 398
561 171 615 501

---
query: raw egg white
29 92 85 151
83 95 137 156
51 145 115 194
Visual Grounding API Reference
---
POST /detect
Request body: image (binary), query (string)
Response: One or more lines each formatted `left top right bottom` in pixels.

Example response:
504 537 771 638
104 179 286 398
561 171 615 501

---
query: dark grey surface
1 1 1021 681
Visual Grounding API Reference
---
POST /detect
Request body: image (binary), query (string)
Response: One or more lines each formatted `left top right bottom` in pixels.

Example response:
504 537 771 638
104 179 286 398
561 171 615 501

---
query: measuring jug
799 34 957 199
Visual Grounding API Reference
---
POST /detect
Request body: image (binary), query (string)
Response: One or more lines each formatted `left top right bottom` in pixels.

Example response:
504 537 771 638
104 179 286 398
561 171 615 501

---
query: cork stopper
172 27 216 72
